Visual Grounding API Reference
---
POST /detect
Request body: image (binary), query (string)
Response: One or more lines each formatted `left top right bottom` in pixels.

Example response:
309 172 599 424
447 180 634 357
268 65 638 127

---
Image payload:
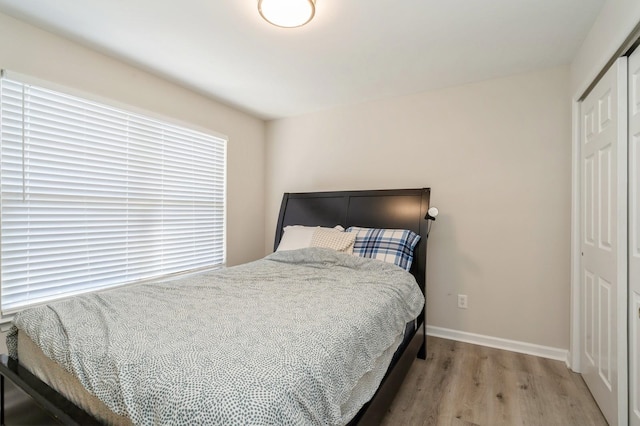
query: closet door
629 47 640 426
580 57 628 426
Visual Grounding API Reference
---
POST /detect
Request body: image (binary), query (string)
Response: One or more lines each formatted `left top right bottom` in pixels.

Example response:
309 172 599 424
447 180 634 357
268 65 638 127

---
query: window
0 71 227 314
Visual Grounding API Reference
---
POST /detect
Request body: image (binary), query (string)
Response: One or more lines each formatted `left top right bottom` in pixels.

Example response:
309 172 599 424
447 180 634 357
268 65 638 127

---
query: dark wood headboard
274 188 431 296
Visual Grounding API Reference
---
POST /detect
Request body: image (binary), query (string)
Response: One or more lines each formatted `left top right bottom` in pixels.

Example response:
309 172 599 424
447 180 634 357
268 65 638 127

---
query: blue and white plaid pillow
346 226 421 271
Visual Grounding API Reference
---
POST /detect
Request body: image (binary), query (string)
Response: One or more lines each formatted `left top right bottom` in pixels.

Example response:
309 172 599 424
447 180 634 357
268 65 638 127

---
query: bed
0 187 432 425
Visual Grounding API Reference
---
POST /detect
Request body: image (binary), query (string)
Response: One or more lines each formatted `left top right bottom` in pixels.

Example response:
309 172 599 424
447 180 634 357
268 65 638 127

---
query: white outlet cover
457 294 468 309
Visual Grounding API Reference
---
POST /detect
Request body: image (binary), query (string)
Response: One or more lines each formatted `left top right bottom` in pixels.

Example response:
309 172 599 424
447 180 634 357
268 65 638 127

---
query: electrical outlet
457 294 468 309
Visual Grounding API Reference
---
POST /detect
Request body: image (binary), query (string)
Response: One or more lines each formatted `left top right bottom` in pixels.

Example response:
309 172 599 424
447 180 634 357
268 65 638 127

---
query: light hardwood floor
3 379 58 425
381 336 608 426
2 335 608 425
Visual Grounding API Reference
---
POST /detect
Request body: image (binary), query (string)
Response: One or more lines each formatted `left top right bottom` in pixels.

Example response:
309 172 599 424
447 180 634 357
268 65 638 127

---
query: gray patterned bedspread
7 248 424 425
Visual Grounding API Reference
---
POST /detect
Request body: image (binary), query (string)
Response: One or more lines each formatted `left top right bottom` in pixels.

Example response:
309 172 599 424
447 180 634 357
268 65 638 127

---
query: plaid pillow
346 227 420 271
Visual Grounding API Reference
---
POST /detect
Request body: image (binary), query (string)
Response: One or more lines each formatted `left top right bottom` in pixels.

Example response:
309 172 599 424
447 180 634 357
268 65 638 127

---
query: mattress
18 330 131 425
9 248 425 425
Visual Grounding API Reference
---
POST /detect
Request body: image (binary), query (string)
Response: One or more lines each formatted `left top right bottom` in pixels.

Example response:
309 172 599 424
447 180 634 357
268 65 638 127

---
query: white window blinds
0 71 227 314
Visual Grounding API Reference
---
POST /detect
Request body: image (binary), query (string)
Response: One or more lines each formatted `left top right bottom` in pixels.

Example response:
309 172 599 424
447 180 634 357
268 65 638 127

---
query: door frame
628 45 640 426
571 24 640 375
571 35 640 371
570 98 582 372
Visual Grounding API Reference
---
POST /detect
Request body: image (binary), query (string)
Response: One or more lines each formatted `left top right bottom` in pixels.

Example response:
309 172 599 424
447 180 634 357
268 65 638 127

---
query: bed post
274 193 290 251
417 232 428 360
417 188 430 360
418 324 426 359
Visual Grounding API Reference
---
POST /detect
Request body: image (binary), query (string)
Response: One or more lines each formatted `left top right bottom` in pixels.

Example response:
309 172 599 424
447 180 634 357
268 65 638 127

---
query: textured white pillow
276 225 345 252
310 228 356 254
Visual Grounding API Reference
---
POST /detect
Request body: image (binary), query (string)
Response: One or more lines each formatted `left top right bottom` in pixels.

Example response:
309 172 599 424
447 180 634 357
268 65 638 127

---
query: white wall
0 12 266 267
266 67 572 350
571 0 640 97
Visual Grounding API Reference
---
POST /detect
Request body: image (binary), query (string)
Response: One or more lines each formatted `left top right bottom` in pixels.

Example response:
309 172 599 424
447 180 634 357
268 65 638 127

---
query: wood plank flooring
381 336 608 426
3 378 59 425
2 335 608 425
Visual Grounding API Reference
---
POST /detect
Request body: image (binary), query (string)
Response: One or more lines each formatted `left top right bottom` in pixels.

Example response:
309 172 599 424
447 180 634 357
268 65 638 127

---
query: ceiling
0 0 605 120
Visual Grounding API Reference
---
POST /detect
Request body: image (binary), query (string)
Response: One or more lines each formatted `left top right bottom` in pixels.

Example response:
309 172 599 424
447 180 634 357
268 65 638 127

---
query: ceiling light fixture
258 0 316 28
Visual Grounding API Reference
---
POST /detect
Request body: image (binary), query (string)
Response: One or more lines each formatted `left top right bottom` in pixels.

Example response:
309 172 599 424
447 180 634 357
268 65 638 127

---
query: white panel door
629 47 640 426
580 57 628 426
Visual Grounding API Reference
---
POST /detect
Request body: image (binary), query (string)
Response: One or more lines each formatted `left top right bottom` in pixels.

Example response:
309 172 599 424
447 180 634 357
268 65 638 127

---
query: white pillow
276 225 345 252
310 227 356 254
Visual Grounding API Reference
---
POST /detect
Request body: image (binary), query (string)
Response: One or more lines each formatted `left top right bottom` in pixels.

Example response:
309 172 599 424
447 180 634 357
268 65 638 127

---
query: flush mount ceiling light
258 0 316 28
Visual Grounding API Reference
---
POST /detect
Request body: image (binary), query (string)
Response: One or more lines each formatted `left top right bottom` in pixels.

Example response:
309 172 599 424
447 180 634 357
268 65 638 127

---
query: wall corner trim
426 325 569 362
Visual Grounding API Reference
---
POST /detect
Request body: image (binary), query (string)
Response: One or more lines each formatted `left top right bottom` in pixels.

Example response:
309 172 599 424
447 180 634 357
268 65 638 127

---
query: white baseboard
426 325 569 364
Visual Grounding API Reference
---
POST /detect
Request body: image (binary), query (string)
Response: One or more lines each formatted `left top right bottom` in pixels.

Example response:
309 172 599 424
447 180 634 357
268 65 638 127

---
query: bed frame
275 188 431 425
0 187 431 425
